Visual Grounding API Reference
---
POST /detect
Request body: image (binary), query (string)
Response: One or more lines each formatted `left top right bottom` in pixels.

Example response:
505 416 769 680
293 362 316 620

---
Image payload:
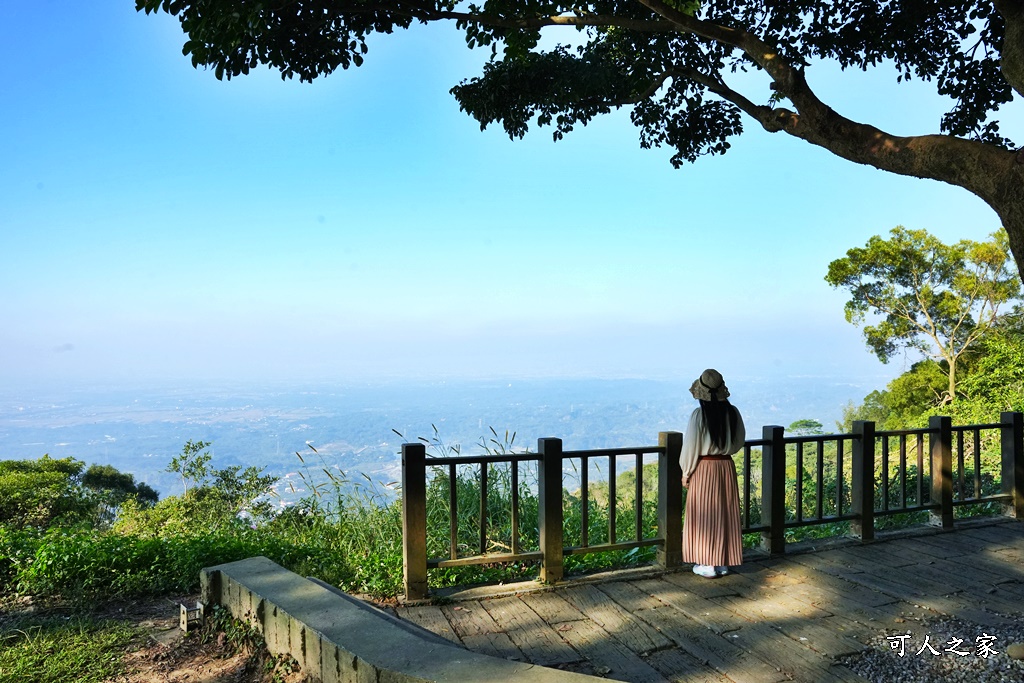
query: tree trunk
780 112 1024 283
729 74 1024 282
996 0 1024 99
991 168 1024 283
947 357 957 405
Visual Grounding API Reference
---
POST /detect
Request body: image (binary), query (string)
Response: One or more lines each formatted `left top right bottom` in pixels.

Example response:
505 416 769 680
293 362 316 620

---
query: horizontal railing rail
401 412 1024 600
423 453 540 466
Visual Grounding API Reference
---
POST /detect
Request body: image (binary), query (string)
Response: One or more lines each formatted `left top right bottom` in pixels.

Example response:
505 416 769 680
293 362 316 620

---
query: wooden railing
401 412 1024 600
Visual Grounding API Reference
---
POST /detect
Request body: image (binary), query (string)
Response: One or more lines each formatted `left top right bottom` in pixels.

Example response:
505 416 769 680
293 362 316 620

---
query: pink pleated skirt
682 456 744 567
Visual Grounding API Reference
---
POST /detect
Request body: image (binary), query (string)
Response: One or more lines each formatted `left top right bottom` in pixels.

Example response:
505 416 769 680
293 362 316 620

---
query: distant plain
0 376 887 498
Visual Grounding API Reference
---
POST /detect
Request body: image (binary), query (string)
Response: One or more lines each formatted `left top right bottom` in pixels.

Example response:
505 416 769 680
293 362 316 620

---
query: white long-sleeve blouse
679 405 746 480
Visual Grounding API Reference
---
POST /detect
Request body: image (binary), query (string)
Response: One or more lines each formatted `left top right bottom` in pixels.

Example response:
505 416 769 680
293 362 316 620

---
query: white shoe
692 564 718 579
715 566 730 576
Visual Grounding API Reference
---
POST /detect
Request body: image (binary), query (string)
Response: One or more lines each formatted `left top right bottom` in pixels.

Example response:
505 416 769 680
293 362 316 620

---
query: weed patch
0 614 137 683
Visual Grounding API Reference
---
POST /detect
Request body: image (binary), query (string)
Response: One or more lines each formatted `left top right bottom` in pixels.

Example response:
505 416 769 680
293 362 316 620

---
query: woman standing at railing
681 368 746 578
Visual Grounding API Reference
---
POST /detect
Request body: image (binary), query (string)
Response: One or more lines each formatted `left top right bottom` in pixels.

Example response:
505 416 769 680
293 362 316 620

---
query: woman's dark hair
699 399 740 449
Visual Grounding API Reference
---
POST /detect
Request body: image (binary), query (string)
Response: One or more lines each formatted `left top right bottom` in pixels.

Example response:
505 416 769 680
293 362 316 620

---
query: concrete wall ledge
201 556 599 683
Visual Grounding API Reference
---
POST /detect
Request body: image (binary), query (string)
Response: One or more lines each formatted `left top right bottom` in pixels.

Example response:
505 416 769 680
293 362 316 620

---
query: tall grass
0 615 137 683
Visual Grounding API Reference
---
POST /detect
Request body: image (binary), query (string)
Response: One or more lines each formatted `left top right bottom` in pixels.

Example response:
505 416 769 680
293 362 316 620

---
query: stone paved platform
391 520 1024 683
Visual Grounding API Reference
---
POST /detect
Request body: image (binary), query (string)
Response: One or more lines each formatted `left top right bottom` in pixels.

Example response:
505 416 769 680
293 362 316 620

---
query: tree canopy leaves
135 0 1016 146
136 1 1024 277
826 227 1020 402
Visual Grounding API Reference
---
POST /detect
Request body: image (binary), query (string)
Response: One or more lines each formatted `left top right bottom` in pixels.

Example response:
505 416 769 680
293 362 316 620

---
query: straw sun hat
689 368 730 402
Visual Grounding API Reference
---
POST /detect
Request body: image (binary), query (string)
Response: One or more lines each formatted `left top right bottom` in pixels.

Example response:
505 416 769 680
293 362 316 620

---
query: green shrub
0 456 157 530
112 440 278 540
0 457 95 529
113 487 259 538
0 525 42 593
13 525 328 598
81 464 158 507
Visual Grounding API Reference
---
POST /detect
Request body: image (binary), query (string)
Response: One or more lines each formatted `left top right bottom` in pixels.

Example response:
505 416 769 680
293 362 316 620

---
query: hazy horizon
1 373 899 497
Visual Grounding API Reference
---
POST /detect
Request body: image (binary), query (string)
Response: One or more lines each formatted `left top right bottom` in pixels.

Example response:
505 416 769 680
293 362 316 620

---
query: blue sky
1 2 1019 388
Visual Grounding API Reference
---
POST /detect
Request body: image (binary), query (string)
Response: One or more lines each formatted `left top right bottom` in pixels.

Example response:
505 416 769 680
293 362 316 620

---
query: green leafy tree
82 464 160 507
137 1 1024 278
826 227 1020 403
788 419 823 435
839 361 951 431
166 439 213 495
948 307 1024 422
841 306 1024 429
882 360 950 425
0 456 156 529
123 441 279 536
838 392 891 432
0 456 89 528
209 464 279 522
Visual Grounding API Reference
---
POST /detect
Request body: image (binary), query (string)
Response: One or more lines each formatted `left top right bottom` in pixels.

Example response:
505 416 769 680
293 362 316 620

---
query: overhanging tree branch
666 66 788 130
422 8 672 32
139 0 1024 280
629 0 1019 214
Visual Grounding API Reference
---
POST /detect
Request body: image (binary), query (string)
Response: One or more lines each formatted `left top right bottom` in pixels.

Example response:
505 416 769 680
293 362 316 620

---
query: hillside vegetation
3 227 1022 681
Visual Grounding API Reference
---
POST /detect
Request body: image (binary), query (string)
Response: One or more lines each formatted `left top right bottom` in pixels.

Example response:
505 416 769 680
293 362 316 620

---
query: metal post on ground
402 442 428 601
658 431 683 568
851 420 876 541
538 437 564 584
929 415 954 530
760 425 787 556
1001 411 1024 520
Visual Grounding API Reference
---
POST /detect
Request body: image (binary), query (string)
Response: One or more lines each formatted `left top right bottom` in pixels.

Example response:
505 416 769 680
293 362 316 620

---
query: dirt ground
117 595 277 683
3 595 307 683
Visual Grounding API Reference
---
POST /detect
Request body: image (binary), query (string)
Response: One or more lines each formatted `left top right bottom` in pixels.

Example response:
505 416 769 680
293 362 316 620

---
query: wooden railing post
658 431 683 568
1001 411 1024 520
401 442 428 601
538 438 564 584
760 425 787 556
851 421 876 541
929 415 954 529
